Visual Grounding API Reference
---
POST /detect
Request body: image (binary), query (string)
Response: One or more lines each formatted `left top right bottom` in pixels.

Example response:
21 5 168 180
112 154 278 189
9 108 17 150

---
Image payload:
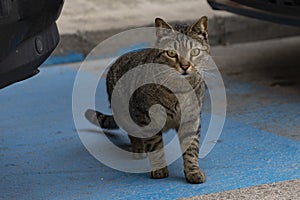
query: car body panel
208 0 300 26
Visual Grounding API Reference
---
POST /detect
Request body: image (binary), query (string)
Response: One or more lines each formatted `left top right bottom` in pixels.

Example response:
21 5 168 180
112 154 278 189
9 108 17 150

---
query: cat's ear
155 18 173 38
189 16 208 40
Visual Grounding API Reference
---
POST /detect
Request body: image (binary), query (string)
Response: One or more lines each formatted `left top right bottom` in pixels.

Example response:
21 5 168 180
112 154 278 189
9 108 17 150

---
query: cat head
155 17 210 76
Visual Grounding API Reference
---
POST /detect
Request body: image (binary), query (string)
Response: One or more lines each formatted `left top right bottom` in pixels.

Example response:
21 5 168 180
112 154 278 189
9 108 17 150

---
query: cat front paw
185 168 206 184
150 166 169 179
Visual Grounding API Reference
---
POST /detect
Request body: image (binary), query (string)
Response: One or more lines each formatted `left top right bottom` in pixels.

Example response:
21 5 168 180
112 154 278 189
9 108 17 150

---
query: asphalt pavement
1 36 300 199
54 0 300 57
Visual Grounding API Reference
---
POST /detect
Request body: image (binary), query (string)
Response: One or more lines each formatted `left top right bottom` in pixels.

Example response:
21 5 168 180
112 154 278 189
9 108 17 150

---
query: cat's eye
190 48 201 56
166 50 177 58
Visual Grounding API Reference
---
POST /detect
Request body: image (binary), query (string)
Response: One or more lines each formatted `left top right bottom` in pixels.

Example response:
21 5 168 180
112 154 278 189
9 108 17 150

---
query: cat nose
180 64 190 71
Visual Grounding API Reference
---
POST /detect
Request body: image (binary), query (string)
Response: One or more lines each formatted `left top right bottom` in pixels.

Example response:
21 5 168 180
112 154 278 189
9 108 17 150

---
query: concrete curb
52 15 300 59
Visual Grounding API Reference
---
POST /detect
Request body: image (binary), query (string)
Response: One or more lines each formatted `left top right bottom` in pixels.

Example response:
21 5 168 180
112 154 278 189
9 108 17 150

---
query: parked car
0 0 64 89
207 0 300 26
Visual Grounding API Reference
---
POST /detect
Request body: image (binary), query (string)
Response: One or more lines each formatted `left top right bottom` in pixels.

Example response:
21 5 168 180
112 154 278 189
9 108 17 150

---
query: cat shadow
75 128 200 185
78 128 132 152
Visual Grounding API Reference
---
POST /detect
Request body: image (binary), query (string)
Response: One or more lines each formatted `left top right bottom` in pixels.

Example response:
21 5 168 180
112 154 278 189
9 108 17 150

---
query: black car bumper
0 0 64 89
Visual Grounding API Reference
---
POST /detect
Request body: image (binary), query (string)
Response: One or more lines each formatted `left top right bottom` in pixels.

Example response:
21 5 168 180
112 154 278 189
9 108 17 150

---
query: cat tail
85 109 119 129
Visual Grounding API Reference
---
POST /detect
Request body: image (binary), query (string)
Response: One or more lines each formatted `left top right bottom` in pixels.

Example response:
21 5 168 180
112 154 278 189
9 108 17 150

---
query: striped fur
85 17 210 184
85 109 118 129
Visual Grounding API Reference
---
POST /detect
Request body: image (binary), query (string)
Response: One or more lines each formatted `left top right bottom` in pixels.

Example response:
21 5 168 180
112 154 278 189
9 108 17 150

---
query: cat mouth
181 71 189 76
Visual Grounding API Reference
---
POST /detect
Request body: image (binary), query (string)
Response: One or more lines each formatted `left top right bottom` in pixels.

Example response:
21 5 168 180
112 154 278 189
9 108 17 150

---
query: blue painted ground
42 52 85 66
1 66 299 200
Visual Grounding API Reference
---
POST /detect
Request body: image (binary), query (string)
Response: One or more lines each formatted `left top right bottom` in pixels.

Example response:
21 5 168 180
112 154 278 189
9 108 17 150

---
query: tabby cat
85 17 210 184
